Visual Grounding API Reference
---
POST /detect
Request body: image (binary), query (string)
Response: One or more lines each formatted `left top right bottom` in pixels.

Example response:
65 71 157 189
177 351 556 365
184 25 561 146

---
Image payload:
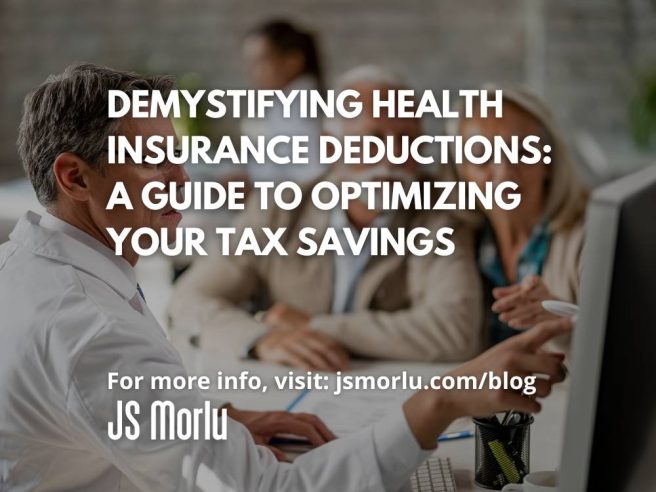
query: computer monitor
559 165 656 491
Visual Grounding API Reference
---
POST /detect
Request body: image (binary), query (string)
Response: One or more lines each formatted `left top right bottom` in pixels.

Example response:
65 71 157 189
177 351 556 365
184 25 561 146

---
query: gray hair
327 64 411 136
17 63 174 205
335 64 409 93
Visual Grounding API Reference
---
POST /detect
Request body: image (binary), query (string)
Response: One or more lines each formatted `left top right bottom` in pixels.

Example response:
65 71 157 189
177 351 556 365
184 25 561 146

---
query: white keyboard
410 455 457 492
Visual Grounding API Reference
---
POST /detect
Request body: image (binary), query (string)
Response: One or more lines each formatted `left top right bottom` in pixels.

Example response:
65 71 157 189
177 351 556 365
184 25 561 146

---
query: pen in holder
474 414 533 490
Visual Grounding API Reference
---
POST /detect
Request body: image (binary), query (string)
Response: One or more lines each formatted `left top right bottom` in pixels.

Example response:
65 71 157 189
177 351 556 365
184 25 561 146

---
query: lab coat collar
10 211 138 302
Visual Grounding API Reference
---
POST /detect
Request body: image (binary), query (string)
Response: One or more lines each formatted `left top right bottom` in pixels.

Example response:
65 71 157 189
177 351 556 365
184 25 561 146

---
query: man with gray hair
170 65 484 368
0 63 570 491
0 62 337 488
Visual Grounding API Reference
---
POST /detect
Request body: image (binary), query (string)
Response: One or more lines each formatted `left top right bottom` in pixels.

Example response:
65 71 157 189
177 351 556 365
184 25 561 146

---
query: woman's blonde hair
449 85 589 232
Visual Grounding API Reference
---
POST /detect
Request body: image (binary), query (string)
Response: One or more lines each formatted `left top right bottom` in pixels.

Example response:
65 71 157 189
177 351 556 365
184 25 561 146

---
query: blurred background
1 0 655 331
1 0 656 185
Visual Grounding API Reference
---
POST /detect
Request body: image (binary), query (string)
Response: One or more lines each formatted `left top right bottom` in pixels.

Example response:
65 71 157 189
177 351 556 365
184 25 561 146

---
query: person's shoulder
42 263 123 343
0 239 19 270
1 246 148 353
52 271 175 384
0 251 122 385
0 242 91 313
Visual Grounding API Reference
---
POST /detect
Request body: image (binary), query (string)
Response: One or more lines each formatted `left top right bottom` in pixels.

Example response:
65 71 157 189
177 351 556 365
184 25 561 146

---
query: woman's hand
264 302 312 332
491 274 560 329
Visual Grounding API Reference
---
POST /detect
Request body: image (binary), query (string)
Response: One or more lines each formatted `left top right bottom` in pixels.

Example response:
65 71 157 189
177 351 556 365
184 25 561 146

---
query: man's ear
52 152 94 202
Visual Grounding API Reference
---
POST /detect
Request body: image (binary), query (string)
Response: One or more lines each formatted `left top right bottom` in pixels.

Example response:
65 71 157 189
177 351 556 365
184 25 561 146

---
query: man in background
170 65 483 369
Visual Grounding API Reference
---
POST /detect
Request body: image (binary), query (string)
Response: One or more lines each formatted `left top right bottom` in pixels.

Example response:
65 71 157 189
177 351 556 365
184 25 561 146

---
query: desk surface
174 342 567 492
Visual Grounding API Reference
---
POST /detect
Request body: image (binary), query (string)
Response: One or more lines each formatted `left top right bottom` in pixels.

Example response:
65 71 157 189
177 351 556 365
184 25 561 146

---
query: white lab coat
0 212 429 491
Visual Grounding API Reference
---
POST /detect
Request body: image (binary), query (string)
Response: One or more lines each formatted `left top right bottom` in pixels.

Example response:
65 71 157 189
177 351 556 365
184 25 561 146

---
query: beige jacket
169 186 484 362
541 221 585 354
542 221 585 305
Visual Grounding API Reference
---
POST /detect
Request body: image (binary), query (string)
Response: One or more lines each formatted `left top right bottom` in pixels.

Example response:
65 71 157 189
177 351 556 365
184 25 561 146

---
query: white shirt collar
11 211 139 304
39 212 137 286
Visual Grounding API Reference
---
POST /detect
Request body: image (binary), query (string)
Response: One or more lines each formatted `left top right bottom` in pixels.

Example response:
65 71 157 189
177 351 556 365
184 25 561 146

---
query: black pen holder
473 415 533 490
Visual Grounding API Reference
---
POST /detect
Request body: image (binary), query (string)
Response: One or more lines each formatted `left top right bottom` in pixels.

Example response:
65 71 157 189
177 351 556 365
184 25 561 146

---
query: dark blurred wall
1 0 655 181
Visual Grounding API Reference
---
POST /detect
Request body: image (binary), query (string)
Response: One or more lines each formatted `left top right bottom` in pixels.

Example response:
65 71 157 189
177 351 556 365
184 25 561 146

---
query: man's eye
173 149 182 158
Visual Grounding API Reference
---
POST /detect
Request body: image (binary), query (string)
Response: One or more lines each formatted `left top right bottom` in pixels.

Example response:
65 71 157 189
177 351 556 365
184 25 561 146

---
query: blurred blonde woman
451 87 589 347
